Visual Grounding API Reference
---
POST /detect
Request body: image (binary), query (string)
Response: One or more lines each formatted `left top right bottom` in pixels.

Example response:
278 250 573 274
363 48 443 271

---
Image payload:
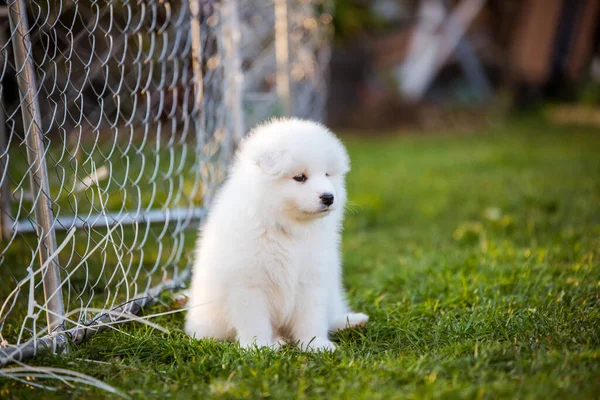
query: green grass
2 118 600 399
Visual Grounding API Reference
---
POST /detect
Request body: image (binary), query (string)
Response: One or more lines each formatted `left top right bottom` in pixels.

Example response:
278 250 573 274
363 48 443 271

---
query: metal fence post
8 0 65 333
188 0 212 207
0 101 10 242
222 0 245 159
275 0 292 117
189 0 204 121
0 25 11 241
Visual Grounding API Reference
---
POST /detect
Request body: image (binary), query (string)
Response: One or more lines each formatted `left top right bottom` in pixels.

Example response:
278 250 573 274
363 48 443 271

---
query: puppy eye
293 173 307 183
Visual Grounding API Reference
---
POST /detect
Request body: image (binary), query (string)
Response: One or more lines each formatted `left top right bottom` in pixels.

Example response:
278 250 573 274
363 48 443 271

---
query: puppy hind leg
328 283 348 322
327 283 368 333
329 312 369 332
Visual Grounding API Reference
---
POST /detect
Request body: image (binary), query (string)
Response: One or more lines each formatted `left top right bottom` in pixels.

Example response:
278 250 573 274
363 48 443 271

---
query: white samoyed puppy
185 118 368 351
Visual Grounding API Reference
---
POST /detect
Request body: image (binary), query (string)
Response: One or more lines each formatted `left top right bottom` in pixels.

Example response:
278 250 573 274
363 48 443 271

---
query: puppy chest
259 259 296 321
253 262 297 324
253 232 329 324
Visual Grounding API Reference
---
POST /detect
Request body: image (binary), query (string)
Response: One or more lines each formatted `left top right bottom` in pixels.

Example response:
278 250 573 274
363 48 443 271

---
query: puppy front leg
229 289 275 349
291 288 336 352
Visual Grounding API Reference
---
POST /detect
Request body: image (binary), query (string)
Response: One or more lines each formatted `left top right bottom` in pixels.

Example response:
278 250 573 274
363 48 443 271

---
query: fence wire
0 0 333 367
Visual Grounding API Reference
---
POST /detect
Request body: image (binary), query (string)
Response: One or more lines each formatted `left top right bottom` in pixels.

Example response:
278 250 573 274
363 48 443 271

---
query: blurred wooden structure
510 0 600 92
327 0 600 129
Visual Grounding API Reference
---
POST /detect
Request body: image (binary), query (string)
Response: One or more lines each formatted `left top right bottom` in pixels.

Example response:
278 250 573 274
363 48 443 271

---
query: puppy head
236 118 349 222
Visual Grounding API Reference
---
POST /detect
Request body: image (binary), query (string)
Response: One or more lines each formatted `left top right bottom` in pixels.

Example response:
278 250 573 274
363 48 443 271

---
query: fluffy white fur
185 118 368 352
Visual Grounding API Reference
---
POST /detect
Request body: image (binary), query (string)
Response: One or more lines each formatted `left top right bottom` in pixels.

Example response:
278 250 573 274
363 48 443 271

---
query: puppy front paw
238 337 278 350
298 337 336 352
238 334 289 351
273 336 288 350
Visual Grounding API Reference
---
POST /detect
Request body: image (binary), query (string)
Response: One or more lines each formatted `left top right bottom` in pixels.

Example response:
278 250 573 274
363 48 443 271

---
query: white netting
0 0 332 365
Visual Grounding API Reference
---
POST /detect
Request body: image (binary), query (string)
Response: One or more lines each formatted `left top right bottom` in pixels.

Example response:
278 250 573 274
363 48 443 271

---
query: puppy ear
255 149 290 176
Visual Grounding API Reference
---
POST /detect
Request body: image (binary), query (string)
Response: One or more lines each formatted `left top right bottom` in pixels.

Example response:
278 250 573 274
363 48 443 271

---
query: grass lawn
2 118 599 399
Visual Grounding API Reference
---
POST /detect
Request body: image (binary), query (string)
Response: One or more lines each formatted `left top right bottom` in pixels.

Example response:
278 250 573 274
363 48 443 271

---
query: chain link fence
0 0 333 367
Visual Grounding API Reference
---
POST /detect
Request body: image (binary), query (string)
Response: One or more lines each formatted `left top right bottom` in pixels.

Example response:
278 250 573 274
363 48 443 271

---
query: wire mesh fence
0 0 333 366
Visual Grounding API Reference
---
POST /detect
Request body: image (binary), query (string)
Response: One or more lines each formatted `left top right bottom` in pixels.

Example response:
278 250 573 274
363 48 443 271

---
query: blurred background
0 1 599 394
327 0 600 131
0 0 597 141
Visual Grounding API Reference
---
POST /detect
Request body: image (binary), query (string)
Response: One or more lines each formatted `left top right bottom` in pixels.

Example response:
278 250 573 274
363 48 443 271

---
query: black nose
320 193 334 206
